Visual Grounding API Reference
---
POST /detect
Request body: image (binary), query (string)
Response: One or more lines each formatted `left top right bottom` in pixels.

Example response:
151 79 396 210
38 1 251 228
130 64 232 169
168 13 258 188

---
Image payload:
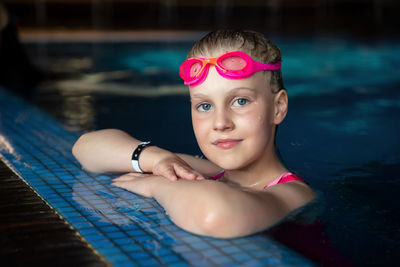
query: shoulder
262 181 315 212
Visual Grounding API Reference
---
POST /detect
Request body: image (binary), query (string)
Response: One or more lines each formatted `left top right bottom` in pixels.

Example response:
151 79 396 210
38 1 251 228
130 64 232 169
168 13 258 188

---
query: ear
273 90 288 125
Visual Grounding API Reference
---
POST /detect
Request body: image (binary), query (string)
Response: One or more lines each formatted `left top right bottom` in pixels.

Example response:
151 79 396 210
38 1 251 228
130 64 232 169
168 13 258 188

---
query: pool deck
0 87 316 266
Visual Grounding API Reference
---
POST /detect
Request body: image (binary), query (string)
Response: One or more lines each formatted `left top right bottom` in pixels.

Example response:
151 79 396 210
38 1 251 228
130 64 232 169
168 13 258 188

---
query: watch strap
131 141 152 173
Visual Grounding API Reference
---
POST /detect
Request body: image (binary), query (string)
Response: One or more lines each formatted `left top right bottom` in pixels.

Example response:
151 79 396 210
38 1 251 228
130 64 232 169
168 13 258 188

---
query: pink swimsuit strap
209 170 226 180
209 171 305 188
264 172 305 189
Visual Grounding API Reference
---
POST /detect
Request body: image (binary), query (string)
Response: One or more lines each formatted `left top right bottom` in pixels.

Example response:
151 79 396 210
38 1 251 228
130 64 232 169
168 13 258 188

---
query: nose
213 108 234 132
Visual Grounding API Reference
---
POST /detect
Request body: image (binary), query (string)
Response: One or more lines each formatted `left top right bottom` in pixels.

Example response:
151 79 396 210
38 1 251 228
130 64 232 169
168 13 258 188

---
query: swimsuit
209 171 305 189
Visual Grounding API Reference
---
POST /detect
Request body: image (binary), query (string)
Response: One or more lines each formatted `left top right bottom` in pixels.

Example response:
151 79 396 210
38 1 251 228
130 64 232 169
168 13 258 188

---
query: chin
208 155 249 171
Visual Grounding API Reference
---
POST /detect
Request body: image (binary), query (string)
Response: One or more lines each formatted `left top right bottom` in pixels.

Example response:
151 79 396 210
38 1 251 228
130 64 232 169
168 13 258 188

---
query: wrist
131 141 153 173
139 146 174 173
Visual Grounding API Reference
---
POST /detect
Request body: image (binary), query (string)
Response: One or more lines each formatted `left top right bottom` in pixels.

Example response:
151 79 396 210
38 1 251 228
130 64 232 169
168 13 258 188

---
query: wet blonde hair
187 29 284 92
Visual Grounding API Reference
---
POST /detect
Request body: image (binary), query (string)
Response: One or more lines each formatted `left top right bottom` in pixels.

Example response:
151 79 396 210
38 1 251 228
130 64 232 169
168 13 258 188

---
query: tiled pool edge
0 88 316 266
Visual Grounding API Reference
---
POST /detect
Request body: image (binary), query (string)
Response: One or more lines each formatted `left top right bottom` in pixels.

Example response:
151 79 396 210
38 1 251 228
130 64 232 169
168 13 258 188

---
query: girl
72 29 315 238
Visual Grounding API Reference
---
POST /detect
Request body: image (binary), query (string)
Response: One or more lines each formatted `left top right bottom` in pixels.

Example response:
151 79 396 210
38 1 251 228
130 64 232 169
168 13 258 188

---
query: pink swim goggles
179 51 281 86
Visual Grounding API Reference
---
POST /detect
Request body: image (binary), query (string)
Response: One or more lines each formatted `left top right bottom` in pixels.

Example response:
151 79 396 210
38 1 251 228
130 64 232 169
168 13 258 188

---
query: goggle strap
252 61 281 71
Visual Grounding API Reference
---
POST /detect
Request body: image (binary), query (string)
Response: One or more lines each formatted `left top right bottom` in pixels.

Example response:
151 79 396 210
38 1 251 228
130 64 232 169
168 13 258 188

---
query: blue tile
73 222 93 230
161 254 181 264
190 242 210 250
221 246 241 254
232 252 252 261
98 246 122 256
161 237 181 246
92 239 114 248
85 234 106 242
134 234 153 243
201 248 221 257
171 245 190 254
120 224 139 231
121 241 143 251
67 216 87 223
114 261 138 267
182 235 202 243
92 220 112 227
180 251 203 261
62 211 82 217
121 225 143 233
79 228 101 235
168 262 190 267
136 258 160 266
57 206 75 212
106 231 127 239
211 255 233 265
250 249 268 258
103 253 130 263
100 225 120 232
114 237 135 246
128 250 150 259
242 243 259 251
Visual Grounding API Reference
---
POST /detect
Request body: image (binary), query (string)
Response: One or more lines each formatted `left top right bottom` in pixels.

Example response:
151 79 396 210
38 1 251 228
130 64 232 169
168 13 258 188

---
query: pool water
24 35 400 266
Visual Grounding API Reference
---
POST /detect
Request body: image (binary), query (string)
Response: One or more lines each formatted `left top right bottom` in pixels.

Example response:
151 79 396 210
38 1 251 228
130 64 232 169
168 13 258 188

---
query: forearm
72 129 171 173
151 179 284 238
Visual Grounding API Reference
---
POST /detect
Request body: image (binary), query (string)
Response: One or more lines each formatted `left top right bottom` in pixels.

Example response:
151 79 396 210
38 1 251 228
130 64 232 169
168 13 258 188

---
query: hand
152 154 205 182
112 173 158 198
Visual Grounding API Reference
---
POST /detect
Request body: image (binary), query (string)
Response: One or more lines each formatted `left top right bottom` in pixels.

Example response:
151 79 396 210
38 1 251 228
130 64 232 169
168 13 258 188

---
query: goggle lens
219 55 247 71
190 61 203 77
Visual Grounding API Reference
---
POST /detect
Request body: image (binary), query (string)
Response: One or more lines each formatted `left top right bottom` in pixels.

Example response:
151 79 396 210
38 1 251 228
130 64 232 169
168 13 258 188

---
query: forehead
189 69 273 98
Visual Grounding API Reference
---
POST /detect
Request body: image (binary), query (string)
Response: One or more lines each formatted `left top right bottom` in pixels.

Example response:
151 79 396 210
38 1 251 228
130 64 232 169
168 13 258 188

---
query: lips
213 139 242 149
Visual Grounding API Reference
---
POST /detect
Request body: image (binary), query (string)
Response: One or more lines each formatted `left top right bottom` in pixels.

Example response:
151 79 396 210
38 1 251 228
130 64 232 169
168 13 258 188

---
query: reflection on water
60 92 95 131
37 69 188 131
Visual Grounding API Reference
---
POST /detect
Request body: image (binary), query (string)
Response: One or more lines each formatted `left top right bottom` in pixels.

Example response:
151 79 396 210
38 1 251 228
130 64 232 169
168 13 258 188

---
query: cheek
238 105 274 143
239 114 267 137
192 114 209 144
239 104 269 130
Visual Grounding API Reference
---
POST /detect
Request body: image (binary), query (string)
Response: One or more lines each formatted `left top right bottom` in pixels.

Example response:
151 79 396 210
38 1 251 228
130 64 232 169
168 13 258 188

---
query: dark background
3 0 400 38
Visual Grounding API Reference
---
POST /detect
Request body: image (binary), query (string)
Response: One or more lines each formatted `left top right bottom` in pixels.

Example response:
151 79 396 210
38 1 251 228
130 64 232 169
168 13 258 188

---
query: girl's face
189 62 287 171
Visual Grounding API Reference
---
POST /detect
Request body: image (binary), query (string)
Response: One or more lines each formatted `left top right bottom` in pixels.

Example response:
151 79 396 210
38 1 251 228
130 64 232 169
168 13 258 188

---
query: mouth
212 139 242 149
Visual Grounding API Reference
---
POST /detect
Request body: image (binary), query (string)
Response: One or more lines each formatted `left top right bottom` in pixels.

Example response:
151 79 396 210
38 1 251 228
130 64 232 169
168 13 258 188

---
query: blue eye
233 98 249 107
197 103 212 112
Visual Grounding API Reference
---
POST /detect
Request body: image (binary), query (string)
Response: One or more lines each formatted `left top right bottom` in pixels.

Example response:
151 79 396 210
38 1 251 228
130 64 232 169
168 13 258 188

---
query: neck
224 150 287 190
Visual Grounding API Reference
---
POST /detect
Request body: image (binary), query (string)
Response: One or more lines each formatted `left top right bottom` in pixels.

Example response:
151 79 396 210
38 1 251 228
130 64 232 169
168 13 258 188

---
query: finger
174 165 196 180
195 174 206 180
161 167 178 181
112 177 140 186
111 180 134 191
112 174 137 182
113 172 151 182
174 164 205 180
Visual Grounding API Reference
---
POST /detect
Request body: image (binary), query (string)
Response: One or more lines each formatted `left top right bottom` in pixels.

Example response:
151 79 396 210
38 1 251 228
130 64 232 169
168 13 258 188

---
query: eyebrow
190 87 258 101
190 93 209 100
191 87 257 99
230 87 257 94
